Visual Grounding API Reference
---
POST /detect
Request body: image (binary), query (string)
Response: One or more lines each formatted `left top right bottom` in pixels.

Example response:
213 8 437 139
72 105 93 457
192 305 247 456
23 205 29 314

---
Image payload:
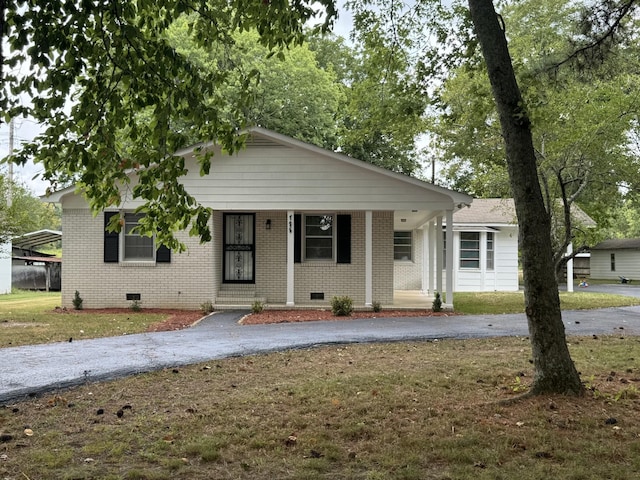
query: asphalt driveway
2 284 640 404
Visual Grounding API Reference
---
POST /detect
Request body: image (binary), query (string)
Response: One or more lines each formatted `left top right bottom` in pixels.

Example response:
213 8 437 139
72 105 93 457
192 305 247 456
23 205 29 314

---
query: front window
394 231 413 261
124 213 154 261
305 214 334 260
460 232 480 269
611 253 616 272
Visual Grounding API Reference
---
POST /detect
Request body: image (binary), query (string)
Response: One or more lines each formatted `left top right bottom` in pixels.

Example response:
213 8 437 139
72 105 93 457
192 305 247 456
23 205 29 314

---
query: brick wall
292 211 394 306
372 211 394 305
62 208 395 309
61 209 216 309
255 211 288 303
393 228 423 290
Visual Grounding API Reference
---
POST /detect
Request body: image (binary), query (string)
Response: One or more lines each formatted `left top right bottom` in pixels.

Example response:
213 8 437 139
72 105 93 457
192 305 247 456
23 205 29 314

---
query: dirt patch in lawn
1 321 50 328
51 307 205 332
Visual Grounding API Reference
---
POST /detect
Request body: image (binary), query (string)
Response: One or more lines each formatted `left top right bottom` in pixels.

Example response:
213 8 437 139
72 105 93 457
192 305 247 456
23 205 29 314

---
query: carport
12 229 62 291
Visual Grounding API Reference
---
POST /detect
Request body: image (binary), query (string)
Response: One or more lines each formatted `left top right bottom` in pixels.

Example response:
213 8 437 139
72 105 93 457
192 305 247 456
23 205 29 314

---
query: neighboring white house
394 198 520 293
46 127 473 310
0 240 10 294
590 238 640 281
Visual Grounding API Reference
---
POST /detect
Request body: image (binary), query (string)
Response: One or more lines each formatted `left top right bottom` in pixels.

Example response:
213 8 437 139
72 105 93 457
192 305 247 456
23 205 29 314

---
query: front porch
213 289 442 311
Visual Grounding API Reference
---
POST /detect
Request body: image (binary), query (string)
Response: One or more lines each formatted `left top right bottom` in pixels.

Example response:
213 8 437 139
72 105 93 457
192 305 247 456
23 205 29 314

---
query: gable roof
44 127 472 218
592 238 640 250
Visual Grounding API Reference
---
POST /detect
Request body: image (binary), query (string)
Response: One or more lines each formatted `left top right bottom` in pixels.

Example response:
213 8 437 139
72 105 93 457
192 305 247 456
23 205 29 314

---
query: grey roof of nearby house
453 198 597 227
453 198 517 225
592 238 640 250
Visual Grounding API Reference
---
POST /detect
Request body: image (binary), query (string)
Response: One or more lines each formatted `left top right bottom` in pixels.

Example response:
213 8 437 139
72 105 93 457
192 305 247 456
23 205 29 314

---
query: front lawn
1 336 639 479
454 290 640 315
0 291 198 347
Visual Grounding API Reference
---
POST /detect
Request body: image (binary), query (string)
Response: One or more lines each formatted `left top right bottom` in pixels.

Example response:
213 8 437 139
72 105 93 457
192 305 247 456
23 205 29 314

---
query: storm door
223 213 255 283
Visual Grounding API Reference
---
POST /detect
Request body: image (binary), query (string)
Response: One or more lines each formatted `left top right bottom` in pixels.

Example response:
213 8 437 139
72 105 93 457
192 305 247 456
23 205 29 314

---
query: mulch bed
52 307 451 331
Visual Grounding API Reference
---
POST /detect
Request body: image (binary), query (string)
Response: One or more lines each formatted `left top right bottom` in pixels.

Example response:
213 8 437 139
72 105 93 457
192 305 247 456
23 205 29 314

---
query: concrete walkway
3 297 640 404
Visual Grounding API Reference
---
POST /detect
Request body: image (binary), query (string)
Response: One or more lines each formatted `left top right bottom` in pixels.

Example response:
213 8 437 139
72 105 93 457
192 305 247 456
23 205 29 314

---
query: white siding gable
180 144 456 212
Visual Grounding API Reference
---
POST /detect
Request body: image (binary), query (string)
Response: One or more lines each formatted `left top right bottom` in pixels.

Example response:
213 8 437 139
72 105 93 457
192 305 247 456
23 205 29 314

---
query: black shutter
294 214 301 263
156 244 171 263
104 212 119 263
336 214 351 264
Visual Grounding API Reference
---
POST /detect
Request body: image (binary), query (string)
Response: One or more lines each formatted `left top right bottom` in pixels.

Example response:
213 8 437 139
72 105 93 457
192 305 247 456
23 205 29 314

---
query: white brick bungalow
46 127 473 310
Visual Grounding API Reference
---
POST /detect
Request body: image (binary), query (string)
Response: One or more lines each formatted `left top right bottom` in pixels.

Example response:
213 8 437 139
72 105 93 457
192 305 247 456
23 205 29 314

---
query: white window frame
303 213 335 261
121 212 156 262
394 231 413 261
486 232 495 270
460 231 480 269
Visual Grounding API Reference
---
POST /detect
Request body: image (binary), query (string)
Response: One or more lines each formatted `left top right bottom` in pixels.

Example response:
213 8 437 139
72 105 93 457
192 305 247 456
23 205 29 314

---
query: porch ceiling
394 210 439 230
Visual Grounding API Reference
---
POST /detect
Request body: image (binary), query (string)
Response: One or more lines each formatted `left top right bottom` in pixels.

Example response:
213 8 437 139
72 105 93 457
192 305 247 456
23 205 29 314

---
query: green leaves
1 0 337 245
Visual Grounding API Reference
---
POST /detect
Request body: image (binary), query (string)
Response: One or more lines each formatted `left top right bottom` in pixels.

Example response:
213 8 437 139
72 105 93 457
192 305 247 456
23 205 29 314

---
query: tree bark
467 0 583 395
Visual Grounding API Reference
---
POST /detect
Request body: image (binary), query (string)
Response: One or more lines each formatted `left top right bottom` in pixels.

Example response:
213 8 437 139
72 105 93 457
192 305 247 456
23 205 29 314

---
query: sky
0 1 355 198
0 118 46 196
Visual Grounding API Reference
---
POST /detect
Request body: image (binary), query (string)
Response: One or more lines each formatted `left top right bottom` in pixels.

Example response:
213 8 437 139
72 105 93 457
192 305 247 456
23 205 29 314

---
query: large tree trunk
467 0 583 395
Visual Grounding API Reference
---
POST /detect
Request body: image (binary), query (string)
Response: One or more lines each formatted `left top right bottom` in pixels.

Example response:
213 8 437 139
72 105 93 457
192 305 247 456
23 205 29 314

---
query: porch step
214 284 265 309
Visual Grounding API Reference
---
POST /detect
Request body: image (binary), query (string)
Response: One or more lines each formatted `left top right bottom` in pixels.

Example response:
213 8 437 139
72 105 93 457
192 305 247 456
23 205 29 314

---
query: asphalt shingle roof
592 238 640 250
454 198 596 227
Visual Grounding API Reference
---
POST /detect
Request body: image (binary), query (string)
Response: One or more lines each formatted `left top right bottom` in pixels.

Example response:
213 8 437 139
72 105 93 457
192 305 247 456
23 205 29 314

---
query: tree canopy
1 0 336 248
430 0 640 275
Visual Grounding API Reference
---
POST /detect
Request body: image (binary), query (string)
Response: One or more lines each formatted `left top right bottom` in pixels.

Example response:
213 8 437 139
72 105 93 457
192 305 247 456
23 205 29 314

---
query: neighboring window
460 232 480 269
123 213 154 261
394 231 413 261
611 253 616 272
486 232 495 270
305 214 334 260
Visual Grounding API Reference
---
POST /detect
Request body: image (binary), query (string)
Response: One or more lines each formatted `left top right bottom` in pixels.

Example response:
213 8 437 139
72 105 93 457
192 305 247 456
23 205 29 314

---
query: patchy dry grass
1 336 640 479
0 292 198 347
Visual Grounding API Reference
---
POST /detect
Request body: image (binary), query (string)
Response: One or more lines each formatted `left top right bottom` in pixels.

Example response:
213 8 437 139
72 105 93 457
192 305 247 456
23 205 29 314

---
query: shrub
129 300 142 312
331 296 353 316
432 292 442 312
251 300 265 314
72 291 83 310
372 301 382 313
200 300 214 314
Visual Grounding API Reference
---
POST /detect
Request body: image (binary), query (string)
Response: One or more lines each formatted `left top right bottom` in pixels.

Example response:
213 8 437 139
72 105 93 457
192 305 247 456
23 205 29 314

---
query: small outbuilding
12 230 62 291
590 238 640 282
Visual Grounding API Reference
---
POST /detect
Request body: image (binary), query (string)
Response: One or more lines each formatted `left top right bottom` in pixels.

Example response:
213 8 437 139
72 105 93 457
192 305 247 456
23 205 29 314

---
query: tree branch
551 0 638 70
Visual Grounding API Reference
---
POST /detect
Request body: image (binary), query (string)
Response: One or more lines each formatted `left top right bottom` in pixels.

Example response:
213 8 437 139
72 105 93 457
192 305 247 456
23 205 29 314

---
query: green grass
454 290 640 315
1 337 640 479
0 290 178 347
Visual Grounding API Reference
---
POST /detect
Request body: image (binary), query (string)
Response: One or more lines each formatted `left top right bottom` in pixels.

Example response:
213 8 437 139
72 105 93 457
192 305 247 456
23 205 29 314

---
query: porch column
445 209 454 307
566 242 574 293
286 210 295 306
436 215 443 294
423 221 435 294
365 210 373 306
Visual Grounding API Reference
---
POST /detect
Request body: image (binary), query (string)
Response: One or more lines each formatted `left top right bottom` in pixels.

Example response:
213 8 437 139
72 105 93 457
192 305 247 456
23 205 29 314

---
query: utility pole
7 117 14 207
